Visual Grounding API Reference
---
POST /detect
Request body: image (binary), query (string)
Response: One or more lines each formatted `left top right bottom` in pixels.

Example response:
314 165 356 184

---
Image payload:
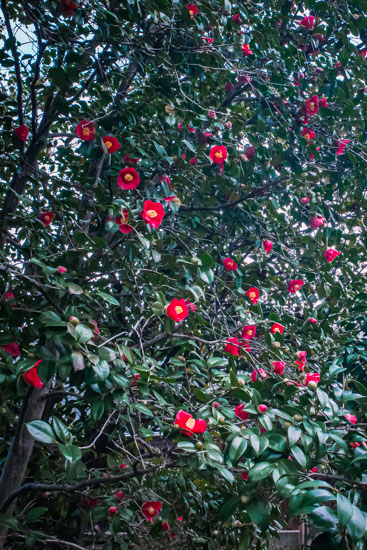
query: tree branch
0 460 177 514
1 0 23 125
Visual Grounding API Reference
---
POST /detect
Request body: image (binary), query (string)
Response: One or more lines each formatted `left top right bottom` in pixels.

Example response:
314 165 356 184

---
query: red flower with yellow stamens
186 3 198 17
116 209 133 234
140 200 165 228
246 287 259 304
242 325 256 339
174 410 207 435
166 298 189 322
209 145 228 164
242 44 253 57
301 128 316 141
75 120 95 141
270 322 283 335
102 136 121 154
39 211 54 227
223 257 238 271
117 167 140 190
142 501 162 522
303 95 319 117
287 279 304 293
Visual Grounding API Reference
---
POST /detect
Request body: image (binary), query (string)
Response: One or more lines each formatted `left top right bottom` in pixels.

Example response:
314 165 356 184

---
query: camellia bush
2 0 367 548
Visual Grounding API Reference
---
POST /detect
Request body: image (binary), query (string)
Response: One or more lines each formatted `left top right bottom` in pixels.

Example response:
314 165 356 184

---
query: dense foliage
1 0 367 548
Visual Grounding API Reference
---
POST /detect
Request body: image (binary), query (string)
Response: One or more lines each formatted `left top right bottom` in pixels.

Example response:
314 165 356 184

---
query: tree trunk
0 382 51 550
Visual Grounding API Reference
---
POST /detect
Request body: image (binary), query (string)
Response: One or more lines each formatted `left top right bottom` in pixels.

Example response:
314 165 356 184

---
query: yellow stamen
147 210 158 218
215 151 223 158
186 417 195 430
147 507 155 515
249 292 256 299
274 327 280 333
83 127 91 137
309 102 315 111
105 141 112 149
124 174 133 181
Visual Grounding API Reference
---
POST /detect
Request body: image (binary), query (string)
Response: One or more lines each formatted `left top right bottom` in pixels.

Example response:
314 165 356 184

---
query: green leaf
249 462 274 481
288 426 302 447
219 497 240 521
0 514 19 529
58 443 82 463
92 360 110 380
229 436 248 464
176 441 196 452
74 324 93 344
97 347 117 362
39 311 66 326
27 421 57 444
133 403 154 417
337 493 353 527
96 290 120 306
52 417 72 444
24 507 48 524
290 445 308 469
67 283 84 295
72 351 85 372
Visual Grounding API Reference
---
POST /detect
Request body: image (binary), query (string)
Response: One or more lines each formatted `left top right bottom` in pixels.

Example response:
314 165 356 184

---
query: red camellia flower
141 200 165 228
344 413 357 424
232 13 241 24
60 0 77 16
234 403 249 421
311 466 318 473
174 410 207 435
223 257 238 271
251 368 268 383
258 404 268 413
336 139 350 155
272 361 285 375
115 490 124 501
270 322 283 335
241 471 249 481
300 197 310 205
295 360 305 371
116 210 133 234
162 522 170 531
117 167 140 190
120 463 127 469
108 506 118 516
300 15 315 30
102 136 121 154
82 497 98 509
242 44 253 57
75 120 95 141
209 145 228 164
13 124 29 142
242 325 256 340
324 248 340 263
202 37 214 44
224 336 240 356
123 153 139 165
303 95 319 117
3 292 15 301
309 216 326 229
301 128 316 141
213 402 220 409
319 98 328 107
166 298 189 322
308 317 318 324
297 350 307 363
22 359 43 388
263 240 273 253
287 279 304 293
39 211 54 227
243 146 256 161
2 342 20 357
189 157 197 165
304 372 320 386
246 287 260 304
142 501 162 522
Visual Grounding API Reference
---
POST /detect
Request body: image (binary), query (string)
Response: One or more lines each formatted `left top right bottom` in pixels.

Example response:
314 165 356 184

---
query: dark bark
0 382 51 550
